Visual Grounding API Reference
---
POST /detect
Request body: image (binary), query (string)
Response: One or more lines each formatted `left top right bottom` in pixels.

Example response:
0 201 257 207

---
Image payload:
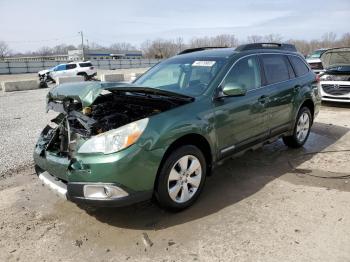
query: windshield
308 50 326 59
133 56 228 96
321 49 350 68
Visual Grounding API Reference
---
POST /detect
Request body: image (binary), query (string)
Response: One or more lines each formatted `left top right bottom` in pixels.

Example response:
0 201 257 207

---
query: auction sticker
192 61 216 67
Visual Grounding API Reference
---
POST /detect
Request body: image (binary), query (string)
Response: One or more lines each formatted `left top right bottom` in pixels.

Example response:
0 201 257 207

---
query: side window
79 62 93 67
56 65 66 71
224 56 261 90
289 56 309 77
260 55 290 84
66 64 77 70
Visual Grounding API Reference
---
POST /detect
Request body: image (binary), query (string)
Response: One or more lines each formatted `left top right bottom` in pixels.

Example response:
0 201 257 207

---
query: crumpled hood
47 82 193 108
321 48 350 69
47 82 104 107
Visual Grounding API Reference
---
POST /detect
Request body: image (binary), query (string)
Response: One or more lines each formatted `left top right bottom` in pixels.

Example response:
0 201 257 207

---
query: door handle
258 95 268 104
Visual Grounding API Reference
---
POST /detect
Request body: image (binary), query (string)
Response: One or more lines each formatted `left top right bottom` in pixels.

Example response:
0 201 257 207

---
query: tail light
316 74 321 83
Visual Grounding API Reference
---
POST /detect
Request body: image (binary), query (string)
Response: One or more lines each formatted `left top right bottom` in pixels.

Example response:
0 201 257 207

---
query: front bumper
36 169 152 207
34 141 165 207
320 81 350 103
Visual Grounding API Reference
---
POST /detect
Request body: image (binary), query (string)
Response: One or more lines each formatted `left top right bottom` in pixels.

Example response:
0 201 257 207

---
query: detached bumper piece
36 169 152 207
38 171 67 199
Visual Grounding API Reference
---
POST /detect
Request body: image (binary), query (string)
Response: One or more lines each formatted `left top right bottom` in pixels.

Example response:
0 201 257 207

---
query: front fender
137 97 216 157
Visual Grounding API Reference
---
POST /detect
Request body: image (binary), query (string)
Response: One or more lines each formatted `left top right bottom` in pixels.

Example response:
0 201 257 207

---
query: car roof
177 48 301 58
67 61 91 64
177 48 237 58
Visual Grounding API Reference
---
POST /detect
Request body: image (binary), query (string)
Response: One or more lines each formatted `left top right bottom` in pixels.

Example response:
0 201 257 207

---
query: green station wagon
34 43 321 210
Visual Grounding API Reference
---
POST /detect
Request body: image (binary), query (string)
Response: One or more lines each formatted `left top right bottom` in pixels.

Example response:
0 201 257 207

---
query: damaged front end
34 82 193 205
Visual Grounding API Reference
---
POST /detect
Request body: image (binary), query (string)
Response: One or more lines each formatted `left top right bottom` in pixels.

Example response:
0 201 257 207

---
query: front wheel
155 145 206 211
283 107 312 148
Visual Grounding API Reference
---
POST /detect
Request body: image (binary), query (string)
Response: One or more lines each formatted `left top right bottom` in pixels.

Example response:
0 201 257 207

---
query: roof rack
235 43 297 52
177 46 228 55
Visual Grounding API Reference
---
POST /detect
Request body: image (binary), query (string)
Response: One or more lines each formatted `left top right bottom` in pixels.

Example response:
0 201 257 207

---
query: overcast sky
1 0 349 52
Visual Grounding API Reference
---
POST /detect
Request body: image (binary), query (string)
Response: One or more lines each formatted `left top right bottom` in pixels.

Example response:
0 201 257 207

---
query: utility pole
78 31 85 61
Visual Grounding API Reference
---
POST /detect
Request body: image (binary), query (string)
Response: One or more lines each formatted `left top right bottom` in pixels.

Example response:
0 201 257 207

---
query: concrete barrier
55 76 84 85
100 73 124 82
1 79 39 92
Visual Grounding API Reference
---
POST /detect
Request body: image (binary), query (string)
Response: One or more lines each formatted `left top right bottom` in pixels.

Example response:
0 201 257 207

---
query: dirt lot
0 84 349 261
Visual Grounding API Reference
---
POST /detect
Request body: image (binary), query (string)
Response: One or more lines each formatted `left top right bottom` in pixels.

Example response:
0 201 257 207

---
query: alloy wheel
296 112 310 143
167 155 202 203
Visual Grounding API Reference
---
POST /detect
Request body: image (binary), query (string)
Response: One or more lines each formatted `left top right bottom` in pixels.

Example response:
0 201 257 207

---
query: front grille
322 84 350 96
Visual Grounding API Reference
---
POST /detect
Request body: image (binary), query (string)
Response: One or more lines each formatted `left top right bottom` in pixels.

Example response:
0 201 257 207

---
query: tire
79 73 89 81
283 107 312 148
39 81 48 89
155 145 207 211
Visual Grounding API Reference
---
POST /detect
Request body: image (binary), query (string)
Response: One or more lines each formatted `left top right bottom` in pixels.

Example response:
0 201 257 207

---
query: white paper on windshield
192 61 216 67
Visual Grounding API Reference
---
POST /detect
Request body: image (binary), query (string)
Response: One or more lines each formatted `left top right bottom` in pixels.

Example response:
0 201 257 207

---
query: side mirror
222 82 247 96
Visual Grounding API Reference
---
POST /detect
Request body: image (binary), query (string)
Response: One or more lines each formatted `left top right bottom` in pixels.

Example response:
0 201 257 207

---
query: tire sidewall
293 107 312 146
156 145 207 210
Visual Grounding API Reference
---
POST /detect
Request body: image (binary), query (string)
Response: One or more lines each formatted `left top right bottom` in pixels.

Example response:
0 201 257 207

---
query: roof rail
177 46 228 55
235 43 297 52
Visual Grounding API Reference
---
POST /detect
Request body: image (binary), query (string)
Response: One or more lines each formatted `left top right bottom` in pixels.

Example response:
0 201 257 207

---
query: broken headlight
78 118 149 154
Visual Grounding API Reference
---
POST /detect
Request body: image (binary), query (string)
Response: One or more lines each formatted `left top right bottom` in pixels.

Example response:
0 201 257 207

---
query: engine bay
67 91 189 136
39 91 191 157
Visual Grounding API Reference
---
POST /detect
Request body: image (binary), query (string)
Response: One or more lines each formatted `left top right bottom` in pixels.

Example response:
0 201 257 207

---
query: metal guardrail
0 59 162 74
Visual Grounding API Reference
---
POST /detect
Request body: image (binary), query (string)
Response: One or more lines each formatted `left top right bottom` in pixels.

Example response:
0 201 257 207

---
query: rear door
213 55 270 158
259 54 295 136
65 63 78 77
78 62 94 76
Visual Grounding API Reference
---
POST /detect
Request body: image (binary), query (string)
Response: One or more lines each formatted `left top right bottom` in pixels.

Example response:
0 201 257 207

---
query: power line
4 35 80 44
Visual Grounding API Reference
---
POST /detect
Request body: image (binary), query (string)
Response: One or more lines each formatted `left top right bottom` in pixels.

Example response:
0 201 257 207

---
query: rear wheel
155 145 206 211
79 73 89 81
283 107 312 148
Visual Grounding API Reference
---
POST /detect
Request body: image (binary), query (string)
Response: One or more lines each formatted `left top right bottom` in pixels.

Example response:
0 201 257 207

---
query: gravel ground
0 88 55 177
0 84 350 261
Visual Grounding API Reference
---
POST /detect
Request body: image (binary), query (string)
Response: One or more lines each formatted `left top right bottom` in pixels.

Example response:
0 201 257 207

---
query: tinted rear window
260 54 290 84
289 56 309 76
79 62 93 67
66 64 77 70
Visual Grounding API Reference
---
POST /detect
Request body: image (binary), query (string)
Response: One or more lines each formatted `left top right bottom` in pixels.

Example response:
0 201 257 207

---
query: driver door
52 64 67 78
213 55 270 158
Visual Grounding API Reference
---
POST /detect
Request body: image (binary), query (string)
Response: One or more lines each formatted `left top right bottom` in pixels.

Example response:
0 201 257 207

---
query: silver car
306 48 328 74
